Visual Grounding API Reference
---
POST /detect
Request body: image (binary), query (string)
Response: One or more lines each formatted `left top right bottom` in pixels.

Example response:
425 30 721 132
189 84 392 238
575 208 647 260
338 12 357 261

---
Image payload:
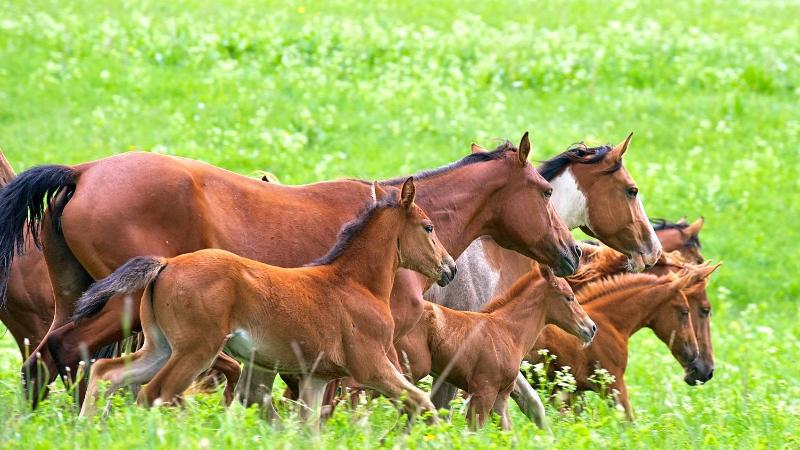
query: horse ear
612 132 633 160
373 181 389 204
685 217 704 236
518 132 531 166
697 261 722 280
471 143 487 154
677 216 688 225
400 177 416 210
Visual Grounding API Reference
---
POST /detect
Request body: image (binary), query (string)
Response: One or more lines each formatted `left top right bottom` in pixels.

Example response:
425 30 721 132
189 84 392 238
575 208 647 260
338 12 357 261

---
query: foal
527 265 719 420
77 178 454 421
396 264 595 429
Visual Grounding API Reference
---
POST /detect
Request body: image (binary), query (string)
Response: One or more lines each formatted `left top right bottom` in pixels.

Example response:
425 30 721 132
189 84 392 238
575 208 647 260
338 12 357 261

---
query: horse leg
234 364 279 420
81 343 170 417
280 374 300 400
352 355 436 424
613 380 634 421
20 217 95 406
209 353 241 406
466 389 496 430
137 349 218 407
299 376 330 428
509 371 548 429
431 378 460 410
492 392 513 431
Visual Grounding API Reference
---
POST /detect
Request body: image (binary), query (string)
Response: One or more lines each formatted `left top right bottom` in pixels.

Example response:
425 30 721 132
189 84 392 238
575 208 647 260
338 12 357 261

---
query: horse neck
410 163 503 259
587 284 671 339
484 279 547 354
549 167 587 230
327 210 401 301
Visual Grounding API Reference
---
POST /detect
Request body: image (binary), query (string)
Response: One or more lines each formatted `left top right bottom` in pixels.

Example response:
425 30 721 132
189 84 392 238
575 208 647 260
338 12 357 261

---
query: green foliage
1 0 799 448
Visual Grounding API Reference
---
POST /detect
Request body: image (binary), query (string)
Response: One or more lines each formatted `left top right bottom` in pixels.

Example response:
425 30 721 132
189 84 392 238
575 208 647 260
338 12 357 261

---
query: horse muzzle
436 256 457 287
684 359 714 385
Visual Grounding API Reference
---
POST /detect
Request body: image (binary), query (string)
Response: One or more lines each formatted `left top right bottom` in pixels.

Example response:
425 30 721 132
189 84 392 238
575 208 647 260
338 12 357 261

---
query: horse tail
0 164 78 303
72 256 168 322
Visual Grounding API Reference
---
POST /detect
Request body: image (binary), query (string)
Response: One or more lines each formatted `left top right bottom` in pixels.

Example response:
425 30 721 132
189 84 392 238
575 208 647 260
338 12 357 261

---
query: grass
1 0 799 447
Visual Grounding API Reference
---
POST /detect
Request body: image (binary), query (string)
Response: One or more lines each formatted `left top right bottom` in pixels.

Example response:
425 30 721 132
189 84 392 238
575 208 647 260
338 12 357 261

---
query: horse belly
226 328 346 377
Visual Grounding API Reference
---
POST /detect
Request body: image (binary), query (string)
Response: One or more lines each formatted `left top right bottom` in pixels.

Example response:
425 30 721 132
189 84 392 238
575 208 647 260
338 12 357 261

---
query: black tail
72 256 167 322
0 165 77 303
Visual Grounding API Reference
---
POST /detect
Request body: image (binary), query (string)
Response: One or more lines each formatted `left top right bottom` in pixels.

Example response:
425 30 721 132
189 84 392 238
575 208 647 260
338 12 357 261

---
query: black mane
537 143 617 181
382 140 516 185
305 196 398 266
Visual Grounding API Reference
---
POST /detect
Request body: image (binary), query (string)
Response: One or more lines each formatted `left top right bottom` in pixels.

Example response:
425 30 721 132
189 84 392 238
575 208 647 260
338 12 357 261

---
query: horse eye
544 188 553 198
700 308 711 317
424 224 433 233
680 310 690 317
627 187 638 198
565 295 575 303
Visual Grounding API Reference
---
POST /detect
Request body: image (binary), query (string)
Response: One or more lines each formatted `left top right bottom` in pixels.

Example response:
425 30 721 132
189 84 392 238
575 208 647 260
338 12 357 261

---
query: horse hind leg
138 346 221 408
80 344 170 417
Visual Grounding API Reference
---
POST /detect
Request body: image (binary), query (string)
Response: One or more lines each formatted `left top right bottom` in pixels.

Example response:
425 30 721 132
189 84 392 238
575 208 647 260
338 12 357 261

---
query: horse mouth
435 259 457 286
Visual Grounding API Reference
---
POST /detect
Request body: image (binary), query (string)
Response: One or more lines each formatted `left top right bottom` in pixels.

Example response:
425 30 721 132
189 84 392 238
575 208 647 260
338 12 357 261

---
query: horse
77 178 452 423
0 132 579 407
396 263 595 429
424 134 662 419
527 263 720 420
0 148 55 360
650 217 704 263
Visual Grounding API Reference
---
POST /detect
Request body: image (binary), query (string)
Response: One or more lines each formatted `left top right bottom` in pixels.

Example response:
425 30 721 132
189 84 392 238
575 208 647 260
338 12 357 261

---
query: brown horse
78 179 450 422
650 217 704 263
396 264 595 429
527 264 719 420
0 149 55 359
0 132 578 406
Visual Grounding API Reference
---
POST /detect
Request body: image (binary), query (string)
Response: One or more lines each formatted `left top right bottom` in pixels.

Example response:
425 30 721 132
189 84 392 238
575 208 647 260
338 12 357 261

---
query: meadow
1 0 799 448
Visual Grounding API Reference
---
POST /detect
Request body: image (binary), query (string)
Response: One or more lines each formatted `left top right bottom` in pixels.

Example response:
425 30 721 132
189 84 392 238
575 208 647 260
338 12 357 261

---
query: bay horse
78 178 451 421
0 148 55 359
650 217 704 263
527 263 720 420
424 134 662 417
0 132 579 407
396 264 595 429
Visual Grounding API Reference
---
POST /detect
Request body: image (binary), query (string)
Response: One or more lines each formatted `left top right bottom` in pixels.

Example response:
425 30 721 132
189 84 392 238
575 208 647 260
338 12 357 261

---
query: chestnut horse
0 149 54 359
650 217 704 263
78 179 450 421
0 132 579 406
396 264 595 429
424 134 662 416
527 264 719 419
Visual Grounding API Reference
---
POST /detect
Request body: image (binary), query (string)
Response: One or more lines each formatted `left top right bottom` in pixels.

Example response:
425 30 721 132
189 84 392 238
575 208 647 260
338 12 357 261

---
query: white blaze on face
549 168 589 231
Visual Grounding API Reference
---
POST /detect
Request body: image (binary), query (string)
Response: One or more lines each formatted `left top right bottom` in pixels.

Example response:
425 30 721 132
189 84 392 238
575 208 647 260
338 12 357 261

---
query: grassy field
1 0 799 448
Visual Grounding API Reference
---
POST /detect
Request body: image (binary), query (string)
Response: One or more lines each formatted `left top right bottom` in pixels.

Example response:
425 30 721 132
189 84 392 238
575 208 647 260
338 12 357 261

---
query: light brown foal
77 178 453 422
528 265 719 420
396 264 595 429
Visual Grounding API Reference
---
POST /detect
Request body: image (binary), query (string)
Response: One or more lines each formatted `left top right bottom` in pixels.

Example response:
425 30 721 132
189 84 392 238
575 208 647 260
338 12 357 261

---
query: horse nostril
574 245 582 259
591 323 597 334
708 369 714 380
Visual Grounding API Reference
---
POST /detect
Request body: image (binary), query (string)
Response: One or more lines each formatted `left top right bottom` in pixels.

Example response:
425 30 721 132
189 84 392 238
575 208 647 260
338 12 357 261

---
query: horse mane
577 273 664 305
651 218 701 247
305 196 398 266
480 269 540 314
537 143 617 181
382 140 517 185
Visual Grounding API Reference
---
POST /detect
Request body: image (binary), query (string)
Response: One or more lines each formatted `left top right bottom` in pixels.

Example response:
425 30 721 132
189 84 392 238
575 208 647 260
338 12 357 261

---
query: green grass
1 0 799 447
